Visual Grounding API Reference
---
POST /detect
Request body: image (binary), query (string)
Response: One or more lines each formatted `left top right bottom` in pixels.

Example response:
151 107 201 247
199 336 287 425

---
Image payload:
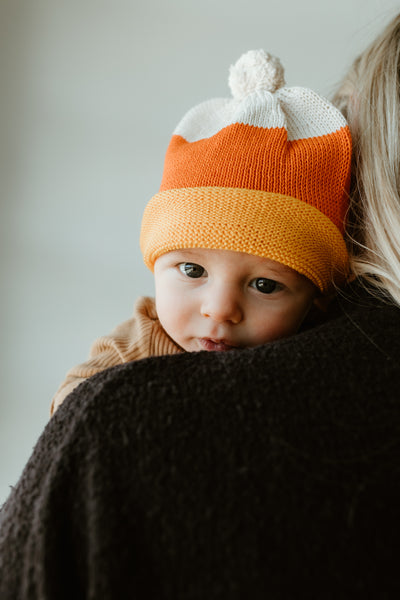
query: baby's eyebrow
255 261 292 275
266 265 293 275
171 249 203 259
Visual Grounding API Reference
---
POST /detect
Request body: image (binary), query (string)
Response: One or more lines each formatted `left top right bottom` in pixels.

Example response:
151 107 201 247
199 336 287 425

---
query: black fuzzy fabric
1 285 400 599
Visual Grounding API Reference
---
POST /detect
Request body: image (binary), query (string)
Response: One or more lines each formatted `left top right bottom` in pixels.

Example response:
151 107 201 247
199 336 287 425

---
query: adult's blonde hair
333 13 400 306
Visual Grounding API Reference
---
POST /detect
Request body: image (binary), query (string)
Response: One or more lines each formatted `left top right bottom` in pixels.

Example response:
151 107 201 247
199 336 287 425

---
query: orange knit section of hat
140 51 353 291
140 187 350 293
160 123 351 233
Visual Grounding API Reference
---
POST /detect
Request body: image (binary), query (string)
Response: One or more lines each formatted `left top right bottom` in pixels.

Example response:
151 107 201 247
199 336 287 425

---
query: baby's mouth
199 338 238 352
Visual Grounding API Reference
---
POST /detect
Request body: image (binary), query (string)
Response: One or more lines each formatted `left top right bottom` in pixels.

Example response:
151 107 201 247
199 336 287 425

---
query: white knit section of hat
174 87 347 142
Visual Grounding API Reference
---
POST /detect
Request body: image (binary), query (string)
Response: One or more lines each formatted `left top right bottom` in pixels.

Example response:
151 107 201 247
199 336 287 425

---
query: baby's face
154 248 317 352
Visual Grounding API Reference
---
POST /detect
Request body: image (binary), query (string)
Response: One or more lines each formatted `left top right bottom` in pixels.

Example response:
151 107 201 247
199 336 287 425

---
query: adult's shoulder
43 280 400 426
1 282 400 598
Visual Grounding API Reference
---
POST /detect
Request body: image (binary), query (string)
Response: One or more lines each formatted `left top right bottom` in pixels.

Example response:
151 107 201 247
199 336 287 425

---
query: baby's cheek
258 307 308 342
155 293 188 342
270 318 300 340
283 303 314 334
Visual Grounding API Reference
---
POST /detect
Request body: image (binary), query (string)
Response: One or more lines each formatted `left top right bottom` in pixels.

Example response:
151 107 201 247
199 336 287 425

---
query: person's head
140 50 352 350
153 248 317 351
332 13 400 306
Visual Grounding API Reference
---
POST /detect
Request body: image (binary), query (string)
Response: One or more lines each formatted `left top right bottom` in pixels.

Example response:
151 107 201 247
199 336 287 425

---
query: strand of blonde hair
333 14 400 306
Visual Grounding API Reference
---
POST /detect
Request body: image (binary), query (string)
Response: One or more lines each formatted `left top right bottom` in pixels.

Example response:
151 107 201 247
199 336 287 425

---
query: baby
51 49 352 414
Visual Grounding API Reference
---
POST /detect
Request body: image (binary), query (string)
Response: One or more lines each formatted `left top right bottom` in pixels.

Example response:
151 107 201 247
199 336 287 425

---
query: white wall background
1 0 399 505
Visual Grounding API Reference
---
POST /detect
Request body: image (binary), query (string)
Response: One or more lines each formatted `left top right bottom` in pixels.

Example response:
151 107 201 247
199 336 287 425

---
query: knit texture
1 284 400 599
141 187 349 291
140 50 352 292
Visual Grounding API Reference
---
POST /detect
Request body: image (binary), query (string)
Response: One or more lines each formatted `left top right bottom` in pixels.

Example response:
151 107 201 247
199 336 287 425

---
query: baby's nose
200 287 243 324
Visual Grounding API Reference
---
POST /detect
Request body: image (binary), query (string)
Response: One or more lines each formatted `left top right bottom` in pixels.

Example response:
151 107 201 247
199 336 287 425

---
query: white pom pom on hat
228 49 286 99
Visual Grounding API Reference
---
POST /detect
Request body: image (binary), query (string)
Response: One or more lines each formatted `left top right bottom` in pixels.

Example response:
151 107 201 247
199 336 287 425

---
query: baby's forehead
160 247 296 273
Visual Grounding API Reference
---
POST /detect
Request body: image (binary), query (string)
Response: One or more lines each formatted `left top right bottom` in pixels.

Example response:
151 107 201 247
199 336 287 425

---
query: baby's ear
313 291 335 313
299 290 334 331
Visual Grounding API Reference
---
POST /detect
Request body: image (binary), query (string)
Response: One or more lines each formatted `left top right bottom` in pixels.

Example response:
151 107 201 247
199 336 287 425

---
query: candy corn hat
140 50 352 292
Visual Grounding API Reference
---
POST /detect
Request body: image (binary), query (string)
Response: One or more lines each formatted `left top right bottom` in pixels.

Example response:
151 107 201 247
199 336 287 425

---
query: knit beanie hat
140 50 352 293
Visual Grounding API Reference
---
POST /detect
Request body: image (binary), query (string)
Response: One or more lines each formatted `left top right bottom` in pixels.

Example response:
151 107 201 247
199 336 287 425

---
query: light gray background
1 0 399 505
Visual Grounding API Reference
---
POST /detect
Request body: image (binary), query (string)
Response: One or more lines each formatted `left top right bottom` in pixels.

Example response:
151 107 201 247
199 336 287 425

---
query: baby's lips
199 338 238 352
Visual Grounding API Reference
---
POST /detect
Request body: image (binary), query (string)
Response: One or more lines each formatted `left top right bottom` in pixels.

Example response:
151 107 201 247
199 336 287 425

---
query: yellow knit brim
140 187 350 293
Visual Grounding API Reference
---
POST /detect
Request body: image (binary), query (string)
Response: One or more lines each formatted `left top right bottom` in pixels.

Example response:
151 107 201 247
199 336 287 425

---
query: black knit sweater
1 284 400 599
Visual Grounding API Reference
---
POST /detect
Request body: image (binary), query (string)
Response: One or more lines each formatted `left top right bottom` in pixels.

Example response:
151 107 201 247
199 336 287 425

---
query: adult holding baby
2 16 400 599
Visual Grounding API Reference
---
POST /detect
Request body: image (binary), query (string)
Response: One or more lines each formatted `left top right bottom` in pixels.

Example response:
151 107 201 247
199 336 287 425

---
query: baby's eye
179 262 206 278
251 278 281 294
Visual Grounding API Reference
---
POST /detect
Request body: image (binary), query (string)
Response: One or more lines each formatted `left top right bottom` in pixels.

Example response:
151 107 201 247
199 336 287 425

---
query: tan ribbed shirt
51 297 182 415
